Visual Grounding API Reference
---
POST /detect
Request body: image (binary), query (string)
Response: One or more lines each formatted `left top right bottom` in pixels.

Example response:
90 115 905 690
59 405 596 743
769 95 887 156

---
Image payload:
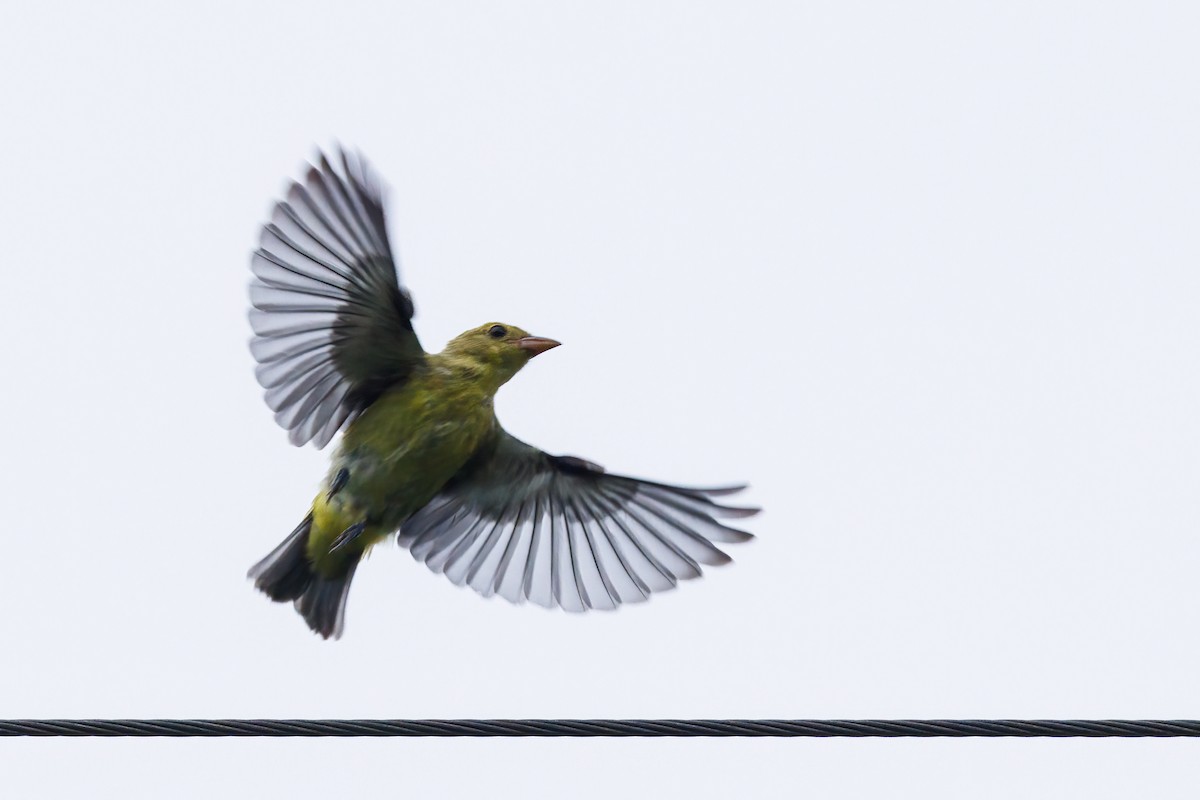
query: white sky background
2 0 1198 795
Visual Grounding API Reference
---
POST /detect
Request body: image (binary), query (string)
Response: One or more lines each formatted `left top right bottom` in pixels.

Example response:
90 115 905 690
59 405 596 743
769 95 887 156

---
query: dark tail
248 514 358 640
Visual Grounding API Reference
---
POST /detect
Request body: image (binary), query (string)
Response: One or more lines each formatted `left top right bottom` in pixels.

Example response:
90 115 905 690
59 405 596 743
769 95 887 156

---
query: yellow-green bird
248 148 758 638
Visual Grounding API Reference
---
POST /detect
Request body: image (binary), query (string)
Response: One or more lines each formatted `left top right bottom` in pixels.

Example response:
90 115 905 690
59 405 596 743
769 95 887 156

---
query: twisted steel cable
3 719 1200 737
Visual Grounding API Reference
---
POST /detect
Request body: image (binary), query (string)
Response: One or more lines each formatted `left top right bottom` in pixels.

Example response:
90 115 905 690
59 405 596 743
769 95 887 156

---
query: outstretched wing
249 148 425 448
398 429 758 611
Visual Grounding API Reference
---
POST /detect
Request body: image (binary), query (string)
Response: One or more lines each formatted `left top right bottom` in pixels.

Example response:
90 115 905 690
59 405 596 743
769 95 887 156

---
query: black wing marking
398 430 758 610
249 148 425 448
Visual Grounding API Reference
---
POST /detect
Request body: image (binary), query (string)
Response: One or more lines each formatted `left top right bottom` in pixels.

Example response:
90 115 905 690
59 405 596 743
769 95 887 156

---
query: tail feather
248 515 314 601
295 561 358 640
248 514 357 639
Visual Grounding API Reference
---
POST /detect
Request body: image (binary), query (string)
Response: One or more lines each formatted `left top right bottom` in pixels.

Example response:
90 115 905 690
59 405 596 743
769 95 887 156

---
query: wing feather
397 429 757 611
249 148 423 448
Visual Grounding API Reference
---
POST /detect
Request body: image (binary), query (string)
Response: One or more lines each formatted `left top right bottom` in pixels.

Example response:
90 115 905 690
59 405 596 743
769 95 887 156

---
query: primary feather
249 149 422 448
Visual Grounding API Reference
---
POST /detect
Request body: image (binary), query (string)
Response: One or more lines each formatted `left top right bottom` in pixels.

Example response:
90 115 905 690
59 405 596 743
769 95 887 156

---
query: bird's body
308 345 511 575
248 149 757 638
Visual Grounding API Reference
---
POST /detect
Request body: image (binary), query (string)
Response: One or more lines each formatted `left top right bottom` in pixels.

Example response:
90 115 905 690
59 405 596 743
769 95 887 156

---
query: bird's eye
488 325 507 339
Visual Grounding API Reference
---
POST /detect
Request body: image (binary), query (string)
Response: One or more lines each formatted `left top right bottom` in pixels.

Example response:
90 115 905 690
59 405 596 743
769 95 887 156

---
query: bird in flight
247 148 758 638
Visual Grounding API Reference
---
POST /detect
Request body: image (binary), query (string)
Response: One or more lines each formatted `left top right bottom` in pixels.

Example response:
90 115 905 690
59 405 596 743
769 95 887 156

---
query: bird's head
443 323 561 390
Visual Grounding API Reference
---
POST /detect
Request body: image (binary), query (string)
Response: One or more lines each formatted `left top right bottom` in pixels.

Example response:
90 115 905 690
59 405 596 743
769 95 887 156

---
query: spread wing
398 429 758 611
249 148 425 448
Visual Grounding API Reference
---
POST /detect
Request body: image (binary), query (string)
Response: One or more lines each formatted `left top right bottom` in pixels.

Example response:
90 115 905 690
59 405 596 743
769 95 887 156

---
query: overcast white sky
2 1 1199 796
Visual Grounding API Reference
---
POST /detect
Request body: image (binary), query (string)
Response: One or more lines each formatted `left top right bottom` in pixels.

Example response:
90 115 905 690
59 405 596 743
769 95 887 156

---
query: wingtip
721 527 756 543
698 484 750 497
716 504 761 519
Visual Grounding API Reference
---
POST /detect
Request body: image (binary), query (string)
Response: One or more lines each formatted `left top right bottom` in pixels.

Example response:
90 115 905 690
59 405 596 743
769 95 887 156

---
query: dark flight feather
398 429 759 611
248 148 424 448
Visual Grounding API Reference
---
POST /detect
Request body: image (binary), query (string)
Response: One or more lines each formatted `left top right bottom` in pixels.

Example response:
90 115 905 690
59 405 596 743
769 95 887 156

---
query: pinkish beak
516 336 561 357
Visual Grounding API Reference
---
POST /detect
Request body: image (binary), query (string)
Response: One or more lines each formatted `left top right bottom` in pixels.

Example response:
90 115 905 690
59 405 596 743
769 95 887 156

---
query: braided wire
2 719 1199 737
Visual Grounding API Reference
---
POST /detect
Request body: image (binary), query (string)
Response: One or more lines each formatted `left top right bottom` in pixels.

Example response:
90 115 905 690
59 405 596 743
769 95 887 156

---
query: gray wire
3 719 1200 737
